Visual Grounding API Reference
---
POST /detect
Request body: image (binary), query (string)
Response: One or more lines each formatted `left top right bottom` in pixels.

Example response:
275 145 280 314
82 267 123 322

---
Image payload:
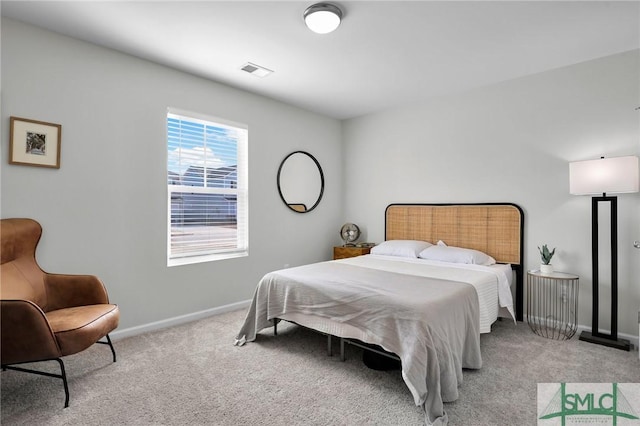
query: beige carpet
1 309 638 425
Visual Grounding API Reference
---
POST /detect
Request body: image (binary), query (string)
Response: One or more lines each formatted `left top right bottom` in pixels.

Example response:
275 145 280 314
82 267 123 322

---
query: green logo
539 383 639 425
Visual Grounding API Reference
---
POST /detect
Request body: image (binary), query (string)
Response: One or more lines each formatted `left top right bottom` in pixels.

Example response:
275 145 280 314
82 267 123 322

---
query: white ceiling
2 1 639 120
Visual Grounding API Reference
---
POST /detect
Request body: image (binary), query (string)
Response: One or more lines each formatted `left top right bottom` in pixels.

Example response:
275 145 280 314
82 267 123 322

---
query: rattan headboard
385 203 525 320
386 203 523 265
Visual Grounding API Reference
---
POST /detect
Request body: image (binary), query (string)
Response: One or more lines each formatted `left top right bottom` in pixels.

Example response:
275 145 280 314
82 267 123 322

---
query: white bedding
235 255 516 425
343 254 516 332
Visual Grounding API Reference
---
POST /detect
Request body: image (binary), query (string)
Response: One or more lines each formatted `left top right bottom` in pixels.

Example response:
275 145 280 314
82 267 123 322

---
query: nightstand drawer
333 246 371 260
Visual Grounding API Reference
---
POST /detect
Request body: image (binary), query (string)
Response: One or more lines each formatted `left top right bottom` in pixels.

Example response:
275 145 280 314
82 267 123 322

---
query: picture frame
9 116 62 169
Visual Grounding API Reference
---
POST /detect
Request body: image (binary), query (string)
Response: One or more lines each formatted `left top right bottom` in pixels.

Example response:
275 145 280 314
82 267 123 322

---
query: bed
235 203 524 426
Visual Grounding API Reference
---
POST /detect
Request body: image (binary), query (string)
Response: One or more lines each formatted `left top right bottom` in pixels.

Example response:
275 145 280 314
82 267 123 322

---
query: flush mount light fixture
240 62 273 78
304 3 342 34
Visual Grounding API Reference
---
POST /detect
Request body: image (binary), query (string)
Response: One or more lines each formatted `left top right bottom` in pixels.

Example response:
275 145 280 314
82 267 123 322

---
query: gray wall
1 18 343 331
3 18 639 340
342 50 640 337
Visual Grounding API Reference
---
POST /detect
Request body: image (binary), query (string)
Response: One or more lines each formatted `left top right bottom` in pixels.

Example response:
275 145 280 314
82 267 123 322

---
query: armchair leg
96 334 117 362
56 358 70 408
1 358 70 408
1 335 116 409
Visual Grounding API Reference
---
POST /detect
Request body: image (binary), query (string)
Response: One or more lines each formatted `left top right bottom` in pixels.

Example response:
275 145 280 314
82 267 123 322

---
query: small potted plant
538 244 556 274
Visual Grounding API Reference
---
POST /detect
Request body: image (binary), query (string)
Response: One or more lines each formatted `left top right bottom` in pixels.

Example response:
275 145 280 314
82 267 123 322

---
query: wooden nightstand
333 246 371 260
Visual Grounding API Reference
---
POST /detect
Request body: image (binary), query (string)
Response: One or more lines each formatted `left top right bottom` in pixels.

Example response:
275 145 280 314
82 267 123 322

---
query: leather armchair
1 218 120 407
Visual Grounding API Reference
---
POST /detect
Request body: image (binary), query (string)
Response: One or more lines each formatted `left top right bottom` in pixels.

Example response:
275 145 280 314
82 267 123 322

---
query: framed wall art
9 116 62 169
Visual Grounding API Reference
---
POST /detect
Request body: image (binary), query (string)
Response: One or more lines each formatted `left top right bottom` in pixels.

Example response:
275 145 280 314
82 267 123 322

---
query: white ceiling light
304 3 342 34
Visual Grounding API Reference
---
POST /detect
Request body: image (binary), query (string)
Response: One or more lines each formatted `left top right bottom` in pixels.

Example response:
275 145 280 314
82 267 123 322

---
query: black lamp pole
578 194 630 351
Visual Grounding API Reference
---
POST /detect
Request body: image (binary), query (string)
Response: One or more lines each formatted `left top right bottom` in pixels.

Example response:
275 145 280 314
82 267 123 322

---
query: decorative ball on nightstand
340 223 360 246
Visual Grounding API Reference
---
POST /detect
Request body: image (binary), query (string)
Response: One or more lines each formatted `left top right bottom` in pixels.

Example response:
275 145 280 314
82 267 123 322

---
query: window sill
168 250 248 267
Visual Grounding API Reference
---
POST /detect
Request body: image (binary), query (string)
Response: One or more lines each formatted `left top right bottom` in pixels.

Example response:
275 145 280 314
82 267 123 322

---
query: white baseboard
109 299 251 341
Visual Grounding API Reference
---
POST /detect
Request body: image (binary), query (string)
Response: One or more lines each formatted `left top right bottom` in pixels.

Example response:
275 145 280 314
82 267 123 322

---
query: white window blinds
167 110 248 266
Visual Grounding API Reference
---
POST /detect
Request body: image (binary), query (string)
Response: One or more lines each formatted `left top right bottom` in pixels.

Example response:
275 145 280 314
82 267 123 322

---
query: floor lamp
569 155 639 351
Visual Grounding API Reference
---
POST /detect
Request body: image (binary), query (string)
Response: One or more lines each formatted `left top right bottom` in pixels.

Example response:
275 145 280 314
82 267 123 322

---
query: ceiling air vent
240 62 273 78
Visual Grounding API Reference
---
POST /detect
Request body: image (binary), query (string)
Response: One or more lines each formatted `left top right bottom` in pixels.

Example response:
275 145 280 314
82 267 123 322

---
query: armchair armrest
1 299 61 365
44 273 110 311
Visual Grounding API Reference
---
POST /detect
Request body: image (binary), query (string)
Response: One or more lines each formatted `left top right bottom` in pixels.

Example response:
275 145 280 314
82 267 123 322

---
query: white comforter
235 255 515 425
344 255 515 332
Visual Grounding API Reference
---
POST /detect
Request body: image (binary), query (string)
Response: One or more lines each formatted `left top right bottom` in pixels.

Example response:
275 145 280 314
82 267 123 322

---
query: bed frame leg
327 335 332 356
273 319 278 336
340 338 345 361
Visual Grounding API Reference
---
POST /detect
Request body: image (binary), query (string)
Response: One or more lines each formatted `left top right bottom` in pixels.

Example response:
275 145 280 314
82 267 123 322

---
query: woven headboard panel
385 203 523 265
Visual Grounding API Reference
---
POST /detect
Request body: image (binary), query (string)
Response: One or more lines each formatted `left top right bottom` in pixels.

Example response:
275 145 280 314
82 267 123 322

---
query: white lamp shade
569 155 639 195
304 4 342 34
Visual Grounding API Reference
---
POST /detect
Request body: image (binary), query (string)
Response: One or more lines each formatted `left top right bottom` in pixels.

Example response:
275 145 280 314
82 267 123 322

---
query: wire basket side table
526 270 579 340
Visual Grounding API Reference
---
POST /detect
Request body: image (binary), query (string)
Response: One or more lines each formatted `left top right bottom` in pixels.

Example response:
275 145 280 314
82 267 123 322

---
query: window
167 109 248 266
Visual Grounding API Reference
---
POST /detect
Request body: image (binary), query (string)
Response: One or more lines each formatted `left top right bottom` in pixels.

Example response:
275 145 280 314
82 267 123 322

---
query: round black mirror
277 151 324 213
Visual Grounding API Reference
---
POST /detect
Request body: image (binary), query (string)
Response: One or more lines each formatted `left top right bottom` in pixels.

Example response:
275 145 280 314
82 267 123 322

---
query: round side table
526 270 579 340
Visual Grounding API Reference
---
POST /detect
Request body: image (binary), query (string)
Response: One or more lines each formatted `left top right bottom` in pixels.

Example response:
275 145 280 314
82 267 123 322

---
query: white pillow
418 245 496 265
370 240 433 258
